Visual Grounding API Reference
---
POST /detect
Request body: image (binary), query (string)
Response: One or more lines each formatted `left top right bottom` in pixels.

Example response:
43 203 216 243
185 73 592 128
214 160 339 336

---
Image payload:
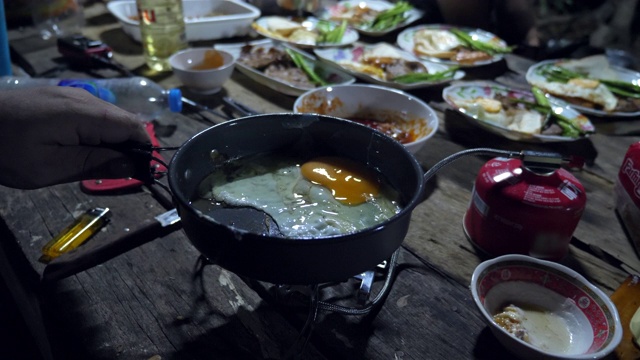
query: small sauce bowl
169 47 235 94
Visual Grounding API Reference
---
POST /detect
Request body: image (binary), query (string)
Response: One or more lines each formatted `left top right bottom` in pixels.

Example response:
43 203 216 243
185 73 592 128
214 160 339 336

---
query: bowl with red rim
470 254 622 360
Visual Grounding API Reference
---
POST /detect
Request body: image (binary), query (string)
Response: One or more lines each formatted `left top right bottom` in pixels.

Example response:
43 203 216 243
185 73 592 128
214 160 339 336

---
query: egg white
413 29 461 58
199 157 401 238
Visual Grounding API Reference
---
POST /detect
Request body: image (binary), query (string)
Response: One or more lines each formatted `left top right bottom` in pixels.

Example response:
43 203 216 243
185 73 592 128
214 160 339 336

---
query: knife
41 208 181 283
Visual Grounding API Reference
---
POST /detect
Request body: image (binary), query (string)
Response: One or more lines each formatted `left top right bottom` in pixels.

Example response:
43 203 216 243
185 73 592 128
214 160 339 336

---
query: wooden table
3 2 640 359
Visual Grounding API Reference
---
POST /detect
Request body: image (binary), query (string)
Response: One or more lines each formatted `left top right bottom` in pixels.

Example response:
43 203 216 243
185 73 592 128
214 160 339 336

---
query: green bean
532 86 550 107
449 28 513 55
370 2 412 30
538 64 640 98
285 49 328 86
600 78 640 92
556 119 581 138
507 96 591 137
317 20 346 43
391 67 459 83
607 86 640 98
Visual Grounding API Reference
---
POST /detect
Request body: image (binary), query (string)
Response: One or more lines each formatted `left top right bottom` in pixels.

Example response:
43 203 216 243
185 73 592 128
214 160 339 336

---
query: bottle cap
97 87 116 104
168 88 182 113
59 79 98 97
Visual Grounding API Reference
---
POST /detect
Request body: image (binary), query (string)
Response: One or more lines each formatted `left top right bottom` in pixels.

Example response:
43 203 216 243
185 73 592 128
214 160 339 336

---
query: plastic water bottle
136 0 187 72
0 1 12 76
0 76 182 121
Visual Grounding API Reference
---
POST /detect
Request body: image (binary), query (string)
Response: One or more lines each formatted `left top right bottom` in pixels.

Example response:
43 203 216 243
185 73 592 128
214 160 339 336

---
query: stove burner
193 249 400 359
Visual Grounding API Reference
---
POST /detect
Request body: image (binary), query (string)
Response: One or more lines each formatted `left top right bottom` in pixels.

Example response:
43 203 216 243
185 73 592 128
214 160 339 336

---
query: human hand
0 86 152 189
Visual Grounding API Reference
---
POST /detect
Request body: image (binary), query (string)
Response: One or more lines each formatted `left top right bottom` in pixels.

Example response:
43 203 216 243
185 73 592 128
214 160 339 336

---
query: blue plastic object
168 88 182 113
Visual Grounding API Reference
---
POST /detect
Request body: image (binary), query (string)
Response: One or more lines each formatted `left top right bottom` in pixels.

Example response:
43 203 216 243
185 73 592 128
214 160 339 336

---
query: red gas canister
463 156 586 260
615 142 640 257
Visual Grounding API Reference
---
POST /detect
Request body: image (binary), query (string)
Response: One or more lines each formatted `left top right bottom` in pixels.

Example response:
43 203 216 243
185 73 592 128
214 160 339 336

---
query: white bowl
107 0 260 42
169 48 235 94
471 254 623 360
293 84 438 154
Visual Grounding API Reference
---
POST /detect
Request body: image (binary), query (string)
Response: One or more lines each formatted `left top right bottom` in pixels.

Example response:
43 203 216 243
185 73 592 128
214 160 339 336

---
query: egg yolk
301 156 380 205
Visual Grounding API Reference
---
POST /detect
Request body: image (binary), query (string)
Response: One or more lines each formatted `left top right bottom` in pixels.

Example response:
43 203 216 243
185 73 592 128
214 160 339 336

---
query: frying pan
168 113 427 285
43 113 519 284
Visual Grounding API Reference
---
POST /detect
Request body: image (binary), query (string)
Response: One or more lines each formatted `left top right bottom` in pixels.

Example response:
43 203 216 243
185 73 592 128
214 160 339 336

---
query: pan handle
422 148 518 184
41 208 181 282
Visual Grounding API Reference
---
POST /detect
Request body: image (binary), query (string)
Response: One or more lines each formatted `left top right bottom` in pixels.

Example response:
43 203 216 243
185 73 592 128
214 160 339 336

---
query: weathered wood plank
1 2 638 359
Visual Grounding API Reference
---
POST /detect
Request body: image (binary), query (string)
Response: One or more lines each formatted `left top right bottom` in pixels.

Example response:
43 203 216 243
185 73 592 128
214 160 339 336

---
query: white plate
314 42 464 90
107 0 261 42
442 81 595 143
315 0 423 37
252 16 359 48
397 24 507 67
526 59 640 118
215 40 356 96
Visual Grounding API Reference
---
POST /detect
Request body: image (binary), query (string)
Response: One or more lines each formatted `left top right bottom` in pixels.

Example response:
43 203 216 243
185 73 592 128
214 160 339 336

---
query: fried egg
265 17 303 37
413 29 461 58
452 97 544 134
198 155 401 238
529 77 618 112
453 97 509 127
338 43 405 80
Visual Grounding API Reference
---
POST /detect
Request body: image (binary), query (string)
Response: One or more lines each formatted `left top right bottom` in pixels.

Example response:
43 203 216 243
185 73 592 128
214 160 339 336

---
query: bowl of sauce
169 48 235 94
293 84 438 154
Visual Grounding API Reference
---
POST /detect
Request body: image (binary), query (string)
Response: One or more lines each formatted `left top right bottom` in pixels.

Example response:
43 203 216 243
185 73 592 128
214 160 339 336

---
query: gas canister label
559 180 581 200
523 185 561 205
621 158 640 199
471 188 489 216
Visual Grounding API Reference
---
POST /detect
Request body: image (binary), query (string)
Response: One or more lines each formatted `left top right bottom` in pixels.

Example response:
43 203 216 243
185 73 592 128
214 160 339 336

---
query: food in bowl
169 48 235 94
471 254 623 360
192 152 401 238
188 49 225 70
492 303 578 353
293 84 438 154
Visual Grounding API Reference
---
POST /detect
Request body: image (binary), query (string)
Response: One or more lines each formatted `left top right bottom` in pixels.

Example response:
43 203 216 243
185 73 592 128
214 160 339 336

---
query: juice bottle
136 0 187 72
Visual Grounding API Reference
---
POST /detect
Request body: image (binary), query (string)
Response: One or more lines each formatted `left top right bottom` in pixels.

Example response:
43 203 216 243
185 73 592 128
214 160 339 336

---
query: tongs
181 97 231 124
223 96 261 116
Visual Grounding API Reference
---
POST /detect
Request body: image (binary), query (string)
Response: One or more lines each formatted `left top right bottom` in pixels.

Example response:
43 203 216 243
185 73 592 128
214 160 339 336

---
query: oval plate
216 40 356 96
314 42 464 90
526 59 640 118
252 16 359 48
442 81 595 143
397 24 508 67
315 0 423 37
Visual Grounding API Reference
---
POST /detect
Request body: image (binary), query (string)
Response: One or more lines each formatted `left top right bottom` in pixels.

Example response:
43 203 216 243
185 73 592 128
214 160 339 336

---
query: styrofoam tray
107 0 261 42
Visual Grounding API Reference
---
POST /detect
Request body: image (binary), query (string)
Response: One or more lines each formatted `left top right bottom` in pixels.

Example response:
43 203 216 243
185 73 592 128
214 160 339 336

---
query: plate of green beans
526 58 640 118
397 24 512 67
442 81 595 142
314 42 464 90
316 0 424 37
